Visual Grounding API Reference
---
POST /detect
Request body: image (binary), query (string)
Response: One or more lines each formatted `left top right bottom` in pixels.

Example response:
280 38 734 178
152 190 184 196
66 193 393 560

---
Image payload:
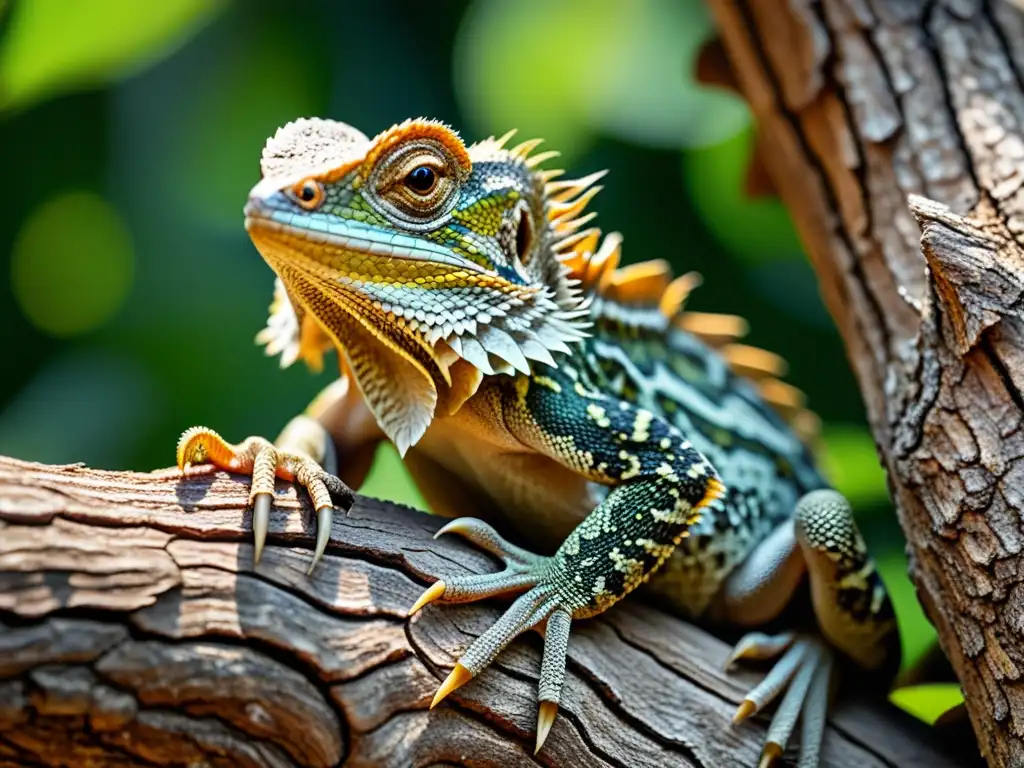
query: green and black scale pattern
500 360 724 618
517 298 834 618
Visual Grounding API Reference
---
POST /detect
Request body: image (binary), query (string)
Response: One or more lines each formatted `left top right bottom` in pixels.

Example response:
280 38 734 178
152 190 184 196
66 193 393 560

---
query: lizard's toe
411 519 580 755
728 633 833 767
408 517 546 615
176 425 351 569
428 584 572 755
434 517 544 568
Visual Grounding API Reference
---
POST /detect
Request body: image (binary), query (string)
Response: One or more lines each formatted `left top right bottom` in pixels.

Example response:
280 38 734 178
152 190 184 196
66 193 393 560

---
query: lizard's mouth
245 200 472 456
243 198 489 276
243 193 548 363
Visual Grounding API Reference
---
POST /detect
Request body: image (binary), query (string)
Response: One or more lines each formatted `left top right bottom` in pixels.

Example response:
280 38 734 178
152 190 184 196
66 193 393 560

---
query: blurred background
0 0 957 723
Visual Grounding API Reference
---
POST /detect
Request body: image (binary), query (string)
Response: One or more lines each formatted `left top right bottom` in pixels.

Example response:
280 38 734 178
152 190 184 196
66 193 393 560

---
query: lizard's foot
727 632 833 768
408 517 572 754
177 425 352 571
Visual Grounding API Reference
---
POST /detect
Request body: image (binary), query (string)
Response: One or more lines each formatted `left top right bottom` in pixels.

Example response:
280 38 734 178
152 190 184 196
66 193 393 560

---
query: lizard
176 116 900 767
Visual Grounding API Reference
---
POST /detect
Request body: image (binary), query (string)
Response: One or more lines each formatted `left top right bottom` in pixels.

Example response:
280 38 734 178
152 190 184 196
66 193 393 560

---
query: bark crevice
0 457 951 767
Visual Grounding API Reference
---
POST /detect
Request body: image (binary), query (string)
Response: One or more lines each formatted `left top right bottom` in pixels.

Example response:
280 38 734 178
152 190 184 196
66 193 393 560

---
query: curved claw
430 663 473 708
535 700 558 754
758 745 783 768
732 699 756 725
434 517 540 567
725 631 794 670
253 493 272 564
308 506 333 574
434 518 473 540
408 581 446 617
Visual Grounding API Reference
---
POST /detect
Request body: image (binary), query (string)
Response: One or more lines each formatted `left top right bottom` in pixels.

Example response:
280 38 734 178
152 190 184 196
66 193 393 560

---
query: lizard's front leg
408 370 724 752
177 375 382 571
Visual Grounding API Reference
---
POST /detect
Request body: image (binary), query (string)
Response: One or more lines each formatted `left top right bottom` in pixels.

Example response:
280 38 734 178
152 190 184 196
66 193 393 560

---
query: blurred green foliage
11 191 134 335
0 0 223 112
0 0 952 721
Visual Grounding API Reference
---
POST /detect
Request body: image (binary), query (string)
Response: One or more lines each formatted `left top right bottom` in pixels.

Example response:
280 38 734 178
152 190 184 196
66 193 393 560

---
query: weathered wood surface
0 456 955 767
704 0 1024 764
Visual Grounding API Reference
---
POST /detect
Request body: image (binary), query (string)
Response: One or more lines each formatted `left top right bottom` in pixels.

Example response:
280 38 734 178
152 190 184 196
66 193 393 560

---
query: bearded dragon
177 117 899 767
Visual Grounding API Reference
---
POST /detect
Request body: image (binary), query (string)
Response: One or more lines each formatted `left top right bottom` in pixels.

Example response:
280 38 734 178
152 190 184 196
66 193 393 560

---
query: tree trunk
704 1 1024 765
0 457 956 767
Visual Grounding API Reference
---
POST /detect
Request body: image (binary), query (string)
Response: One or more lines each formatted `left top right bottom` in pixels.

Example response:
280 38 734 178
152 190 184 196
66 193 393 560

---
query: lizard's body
412 301 821 619
178 117 899 767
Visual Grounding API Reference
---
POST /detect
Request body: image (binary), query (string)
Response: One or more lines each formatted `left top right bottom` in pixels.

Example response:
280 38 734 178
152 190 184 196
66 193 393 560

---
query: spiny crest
555 231 821 446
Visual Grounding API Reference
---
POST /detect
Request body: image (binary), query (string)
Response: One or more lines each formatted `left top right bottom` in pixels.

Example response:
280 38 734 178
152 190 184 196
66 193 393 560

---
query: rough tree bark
0 457 956 767
704 0 1024 765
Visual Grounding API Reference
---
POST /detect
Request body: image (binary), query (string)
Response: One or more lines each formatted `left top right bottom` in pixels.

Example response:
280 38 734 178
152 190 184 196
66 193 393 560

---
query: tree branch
0 457 953 767
704 0 1024 764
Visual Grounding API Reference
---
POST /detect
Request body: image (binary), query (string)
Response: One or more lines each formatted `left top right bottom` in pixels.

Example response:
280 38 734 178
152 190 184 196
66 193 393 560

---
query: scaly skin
176 117 899 767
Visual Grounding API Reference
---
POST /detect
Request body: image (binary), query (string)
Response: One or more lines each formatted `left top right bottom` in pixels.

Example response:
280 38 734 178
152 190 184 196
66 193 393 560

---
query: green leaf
0 0 225 112
890 683 963 725
876 550 939 671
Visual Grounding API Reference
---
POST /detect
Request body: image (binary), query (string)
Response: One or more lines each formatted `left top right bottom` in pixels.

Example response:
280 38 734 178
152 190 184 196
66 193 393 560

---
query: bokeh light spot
11 191 135 337
454 0 619 161
0 0 224 112
455 0 747 159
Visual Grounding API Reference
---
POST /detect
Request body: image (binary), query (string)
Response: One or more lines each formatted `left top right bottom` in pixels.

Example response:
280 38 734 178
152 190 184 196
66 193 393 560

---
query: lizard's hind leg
792 489 899 674
728 634 832 768
725 489 899 767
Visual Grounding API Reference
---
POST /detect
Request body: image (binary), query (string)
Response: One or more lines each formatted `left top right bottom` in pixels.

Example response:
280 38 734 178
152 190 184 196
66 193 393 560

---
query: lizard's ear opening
515 203 535 264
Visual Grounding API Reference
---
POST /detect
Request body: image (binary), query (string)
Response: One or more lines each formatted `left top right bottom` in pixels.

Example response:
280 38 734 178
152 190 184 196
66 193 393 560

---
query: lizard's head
245 117 603 454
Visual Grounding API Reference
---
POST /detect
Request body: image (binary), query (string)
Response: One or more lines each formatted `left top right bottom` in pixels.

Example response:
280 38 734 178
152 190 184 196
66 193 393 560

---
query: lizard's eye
405 165 438 195
371 144 460 225
289 179 325 210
